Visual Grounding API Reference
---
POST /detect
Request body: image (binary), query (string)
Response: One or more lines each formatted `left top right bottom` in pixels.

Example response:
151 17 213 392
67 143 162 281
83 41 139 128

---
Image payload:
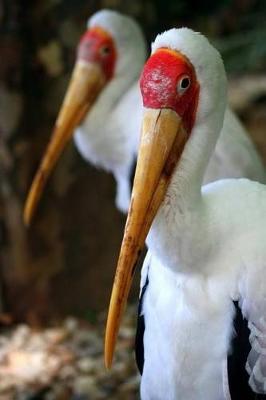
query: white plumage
143 181 266 399
23 10 147 222
74 10 146 212
139 28 266 399
24 10 265 222
74 81 142 212
70 11 266 212
141 30 266 400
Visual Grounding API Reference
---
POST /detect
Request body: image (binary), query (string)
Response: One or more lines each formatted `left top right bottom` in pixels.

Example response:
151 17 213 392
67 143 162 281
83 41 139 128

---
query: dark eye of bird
177 75 191 95
100 46 111 56
181 77 190 89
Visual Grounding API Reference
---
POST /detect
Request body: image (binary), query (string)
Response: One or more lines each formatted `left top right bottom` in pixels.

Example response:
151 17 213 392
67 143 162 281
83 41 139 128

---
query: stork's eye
100 45 111 56
177 75 191 95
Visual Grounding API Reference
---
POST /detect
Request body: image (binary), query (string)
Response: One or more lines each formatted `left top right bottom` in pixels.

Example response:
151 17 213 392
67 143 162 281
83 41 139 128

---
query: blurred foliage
218 27 266 73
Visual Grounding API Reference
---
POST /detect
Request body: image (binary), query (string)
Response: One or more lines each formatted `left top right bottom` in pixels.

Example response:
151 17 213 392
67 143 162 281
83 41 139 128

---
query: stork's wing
240 279 266 394
140 250 151 296
135 251 152 375
246 314 266 393
227 302 261 399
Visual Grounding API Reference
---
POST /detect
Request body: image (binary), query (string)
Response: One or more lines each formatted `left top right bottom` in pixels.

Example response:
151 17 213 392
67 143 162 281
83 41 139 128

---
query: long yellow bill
24 61 106 225
104 108 188 368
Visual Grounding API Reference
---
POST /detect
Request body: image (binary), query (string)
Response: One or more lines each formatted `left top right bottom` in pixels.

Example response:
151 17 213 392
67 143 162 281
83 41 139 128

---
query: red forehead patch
140 49 199 132
77 26 116 80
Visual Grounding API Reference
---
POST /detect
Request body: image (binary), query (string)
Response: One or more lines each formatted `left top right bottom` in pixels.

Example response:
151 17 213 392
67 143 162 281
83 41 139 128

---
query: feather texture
72 17 264 213
136 28 266 399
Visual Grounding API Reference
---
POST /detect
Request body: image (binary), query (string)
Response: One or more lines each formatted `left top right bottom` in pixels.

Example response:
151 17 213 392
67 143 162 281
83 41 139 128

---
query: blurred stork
105 28 266 399
24 10 147 222
23 10 265 226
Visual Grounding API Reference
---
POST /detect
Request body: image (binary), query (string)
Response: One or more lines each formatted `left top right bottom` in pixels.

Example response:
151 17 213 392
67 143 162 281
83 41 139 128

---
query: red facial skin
140 49 200 133
77 27 116 81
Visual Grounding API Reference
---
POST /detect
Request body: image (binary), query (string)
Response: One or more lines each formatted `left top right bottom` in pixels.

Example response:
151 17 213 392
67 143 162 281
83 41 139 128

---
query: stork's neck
172 112 223 206
147 108 225 272
73 69 140 171
81 70 138 133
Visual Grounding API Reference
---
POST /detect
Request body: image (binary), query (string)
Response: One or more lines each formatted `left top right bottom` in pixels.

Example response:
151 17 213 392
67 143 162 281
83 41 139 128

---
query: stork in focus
23 10 265 225
105 28 266 399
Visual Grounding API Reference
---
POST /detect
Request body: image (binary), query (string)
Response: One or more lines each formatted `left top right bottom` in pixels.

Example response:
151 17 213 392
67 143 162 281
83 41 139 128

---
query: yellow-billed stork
23 10 265 226
105 28 266 399
23 10 147 223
